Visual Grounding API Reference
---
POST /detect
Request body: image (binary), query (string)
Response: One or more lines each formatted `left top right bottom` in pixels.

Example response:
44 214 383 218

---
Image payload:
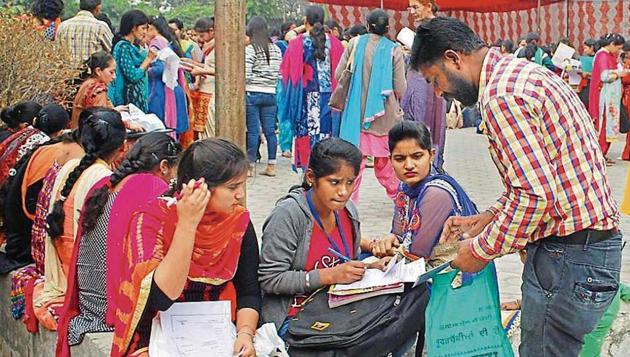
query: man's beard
443 70 480 107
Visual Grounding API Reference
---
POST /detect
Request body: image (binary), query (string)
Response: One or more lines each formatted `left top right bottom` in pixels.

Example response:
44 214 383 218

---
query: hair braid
81 132 181 233
46 153 98 239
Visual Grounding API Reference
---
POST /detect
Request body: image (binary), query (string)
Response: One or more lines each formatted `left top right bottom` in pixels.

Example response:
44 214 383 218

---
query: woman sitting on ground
56 132 182 355
73 51 146 131
0 103 69 185
33 108 126 331
259 137 419 356
72 52 118 128
259 138 366 333
111 138 260 357
0 101 42 144
368 121 479 356
371 120 478 266
0 127 86 332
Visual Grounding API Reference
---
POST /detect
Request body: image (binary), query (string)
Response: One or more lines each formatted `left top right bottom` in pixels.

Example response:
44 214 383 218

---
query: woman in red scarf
111 138 260 357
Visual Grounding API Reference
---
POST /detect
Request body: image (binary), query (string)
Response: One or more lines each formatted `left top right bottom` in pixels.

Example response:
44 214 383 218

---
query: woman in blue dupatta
337 9 407 203
369 120 477 267
109 10 156 112
364 120 480 357
277 5 344 170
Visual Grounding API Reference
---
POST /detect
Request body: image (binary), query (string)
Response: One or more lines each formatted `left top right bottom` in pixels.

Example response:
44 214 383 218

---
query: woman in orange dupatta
111 138 260 357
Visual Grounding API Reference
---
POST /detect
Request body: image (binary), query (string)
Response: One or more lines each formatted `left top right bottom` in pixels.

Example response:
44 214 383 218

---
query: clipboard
412 260 452 288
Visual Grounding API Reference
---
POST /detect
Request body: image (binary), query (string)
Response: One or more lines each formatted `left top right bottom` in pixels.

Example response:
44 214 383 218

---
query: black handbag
285 283 429 357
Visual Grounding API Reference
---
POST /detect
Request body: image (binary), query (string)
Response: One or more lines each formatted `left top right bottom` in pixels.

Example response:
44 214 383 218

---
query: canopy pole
380 0 384 9
215 0 247 204
537 0 542 33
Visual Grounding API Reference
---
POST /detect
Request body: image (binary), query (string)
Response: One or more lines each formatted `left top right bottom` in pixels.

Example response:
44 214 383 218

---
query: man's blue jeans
520 232 622 356
246 92 278 164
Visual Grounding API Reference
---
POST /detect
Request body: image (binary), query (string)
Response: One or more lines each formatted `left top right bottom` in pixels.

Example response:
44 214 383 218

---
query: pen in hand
327 247 351 263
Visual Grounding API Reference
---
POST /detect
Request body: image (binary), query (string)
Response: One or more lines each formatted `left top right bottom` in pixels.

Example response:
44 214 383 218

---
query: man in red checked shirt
409 17 622 357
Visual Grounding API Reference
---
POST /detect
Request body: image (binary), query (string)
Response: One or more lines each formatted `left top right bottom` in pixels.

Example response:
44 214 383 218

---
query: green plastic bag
426 263 514 357
580 283 630 357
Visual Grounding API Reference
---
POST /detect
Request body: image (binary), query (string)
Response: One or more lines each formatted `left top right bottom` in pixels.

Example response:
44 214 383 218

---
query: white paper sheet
334 258 426 291
397 27 415 49
120 103 166 132
160 301 235 357
150 317 287 357
552 43 576 68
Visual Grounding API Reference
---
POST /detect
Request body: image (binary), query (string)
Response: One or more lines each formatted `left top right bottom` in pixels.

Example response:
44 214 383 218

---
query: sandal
260 165 276 177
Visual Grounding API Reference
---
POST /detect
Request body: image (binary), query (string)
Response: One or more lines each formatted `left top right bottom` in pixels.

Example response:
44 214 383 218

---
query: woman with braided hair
56 132 181 355
33 107 126 331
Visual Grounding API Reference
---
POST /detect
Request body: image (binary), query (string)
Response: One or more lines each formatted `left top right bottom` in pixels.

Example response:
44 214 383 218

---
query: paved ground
246 128 630 302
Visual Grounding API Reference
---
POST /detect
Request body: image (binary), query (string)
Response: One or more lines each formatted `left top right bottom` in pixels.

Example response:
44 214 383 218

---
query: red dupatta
55 173 169 357
110 197 250 357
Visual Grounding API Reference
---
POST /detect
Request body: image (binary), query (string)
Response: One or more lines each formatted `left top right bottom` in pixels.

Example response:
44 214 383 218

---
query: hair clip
59 195 67 202
152 152 160 161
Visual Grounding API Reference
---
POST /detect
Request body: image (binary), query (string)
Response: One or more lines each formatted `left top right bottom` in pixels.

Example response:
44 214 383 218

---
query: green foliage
4 0 301 31
162 3 214 26
58 0 212 30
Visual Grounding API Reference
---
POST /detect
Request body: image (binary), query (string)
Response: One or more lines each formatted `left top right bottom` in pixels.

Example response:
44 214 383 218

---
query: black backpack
285 283 429 357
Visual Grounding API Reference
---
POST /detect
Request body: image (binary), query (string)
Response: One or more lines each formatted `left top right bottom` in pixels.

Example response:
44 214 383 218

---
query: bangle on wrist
237 331 254 339
305 272 311 289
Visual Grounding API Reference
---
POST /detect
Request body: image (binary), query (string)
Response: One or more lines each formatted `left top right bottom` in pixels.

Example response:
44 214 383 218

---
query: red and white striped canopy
310 0 564 13
318 1 630 49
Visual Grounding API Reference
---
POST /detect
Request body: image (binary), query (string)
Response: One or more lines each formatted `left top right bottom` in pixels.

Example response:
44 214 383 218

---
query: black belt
543 229 617 245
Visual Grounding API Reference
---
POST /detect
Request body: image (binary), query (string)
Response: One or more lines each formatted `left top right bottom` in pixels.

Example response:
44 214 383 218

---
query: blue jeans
520 232 622 356
246 92 278 164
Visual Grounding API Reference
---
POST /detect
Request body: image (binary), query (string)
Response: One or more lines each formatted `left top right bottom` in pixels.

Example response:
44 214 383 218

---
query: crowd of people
0 0 628 356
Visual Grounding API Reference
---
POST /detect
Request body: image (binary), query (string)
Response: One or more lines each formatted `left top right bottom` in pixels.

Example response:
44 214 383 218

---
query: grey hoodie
258 188 362 329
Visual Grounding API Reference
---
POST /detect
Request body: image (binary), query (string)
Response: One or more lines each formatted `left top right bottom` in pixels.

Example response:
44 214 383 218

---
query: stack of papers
150 302 289 357
150 301 235 357
328 257 425 308
120 103 166 132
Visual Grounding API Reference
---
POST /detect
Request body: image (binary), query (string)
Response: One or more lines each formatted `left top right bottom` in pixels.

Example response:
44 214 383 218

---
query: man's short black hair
194 17 215 32
410 17 485 70
169 18 184 30
526 32 541 44
79 0 101 12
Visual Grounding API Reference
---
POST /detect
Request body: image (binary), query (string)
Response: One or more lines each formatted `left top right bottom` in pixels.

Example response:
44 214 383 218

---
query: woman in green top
109 10 156 112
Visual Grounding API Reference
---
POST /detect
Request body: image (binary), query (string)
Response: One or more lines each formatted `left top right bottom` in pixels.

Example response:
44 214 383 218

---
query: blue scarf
402 172 478 218
340 34 396 147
